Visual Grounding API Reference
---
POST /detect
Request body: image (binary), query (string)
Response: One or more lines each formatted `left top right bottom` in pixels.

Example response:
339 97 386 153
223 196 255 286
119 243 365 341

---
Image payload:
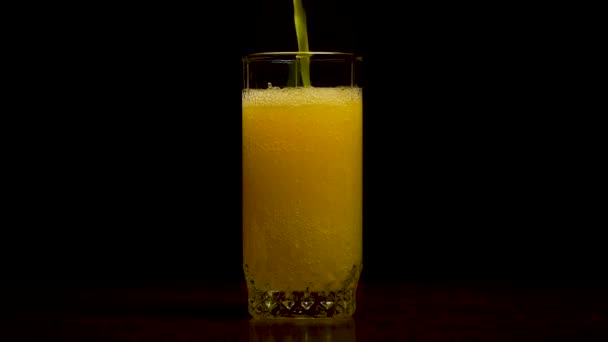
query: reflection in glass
249 318 356 342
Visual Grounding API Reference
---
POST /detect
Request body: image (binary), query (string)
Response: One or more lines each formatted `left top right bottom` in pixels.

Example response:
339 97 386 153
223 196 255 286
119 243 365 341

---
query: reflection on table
249 318 355 342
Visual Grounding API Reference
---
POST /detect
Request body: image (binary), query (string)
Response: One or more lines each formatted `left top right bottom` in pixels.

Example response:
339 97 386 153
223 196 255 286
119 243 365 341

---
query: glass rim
243 51 362 62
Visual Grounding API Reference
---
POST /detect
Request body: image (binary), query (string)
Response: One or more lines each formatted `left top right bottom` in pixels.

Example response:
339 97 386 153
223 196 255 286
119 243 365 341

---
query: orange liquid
243 87 362 291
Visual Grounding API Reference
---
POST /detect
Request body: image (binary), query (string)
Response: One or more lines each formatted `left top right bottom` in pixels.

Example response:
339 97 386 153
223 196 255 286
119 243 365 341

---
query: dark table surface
3 278 607 341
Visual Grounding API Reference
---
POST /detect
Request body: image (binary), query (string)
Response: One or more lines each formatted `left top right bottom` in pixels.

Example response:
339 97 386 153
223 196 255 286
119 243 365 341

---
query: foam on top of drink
243 87 362 107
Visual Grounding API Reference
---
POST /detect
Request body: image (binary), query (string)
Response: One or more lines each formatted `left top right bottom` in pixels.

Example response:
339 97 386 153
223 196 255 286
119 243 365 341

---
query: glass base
245 265 361 319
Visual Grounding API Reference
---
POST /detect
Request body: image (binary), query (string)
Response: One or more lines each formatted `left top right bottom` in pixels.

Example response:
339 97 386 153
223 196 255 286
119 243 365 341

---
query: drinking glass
242 52 363 318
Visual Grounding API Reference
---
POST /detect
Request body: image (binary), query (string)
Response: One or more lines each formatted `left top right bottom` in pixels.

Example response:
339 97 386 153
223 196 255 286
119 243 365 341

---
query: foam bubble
243 87 362 107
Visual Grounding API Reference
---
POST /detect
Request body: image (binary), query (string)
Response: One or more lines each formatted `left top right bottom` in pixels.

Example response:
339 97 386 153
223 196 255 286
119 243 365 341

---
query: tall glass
242 52 363 318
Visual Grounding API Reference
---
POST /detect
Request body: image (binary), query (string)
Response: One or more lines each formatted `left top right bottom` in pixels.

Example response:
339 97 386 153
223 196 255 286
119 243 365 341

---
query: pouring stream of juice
293 0 311 87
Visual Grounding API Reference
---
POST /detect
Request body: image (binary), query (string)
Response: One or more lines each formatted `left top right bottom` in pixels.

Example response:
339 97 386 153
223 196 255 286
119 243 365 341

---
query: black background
5 1 602 283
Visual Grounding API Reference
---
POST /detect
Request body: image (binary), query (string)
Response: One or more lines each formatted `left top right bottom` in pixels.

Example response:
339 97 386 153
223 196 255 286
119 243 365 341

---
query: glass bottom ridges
244 265 361 319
